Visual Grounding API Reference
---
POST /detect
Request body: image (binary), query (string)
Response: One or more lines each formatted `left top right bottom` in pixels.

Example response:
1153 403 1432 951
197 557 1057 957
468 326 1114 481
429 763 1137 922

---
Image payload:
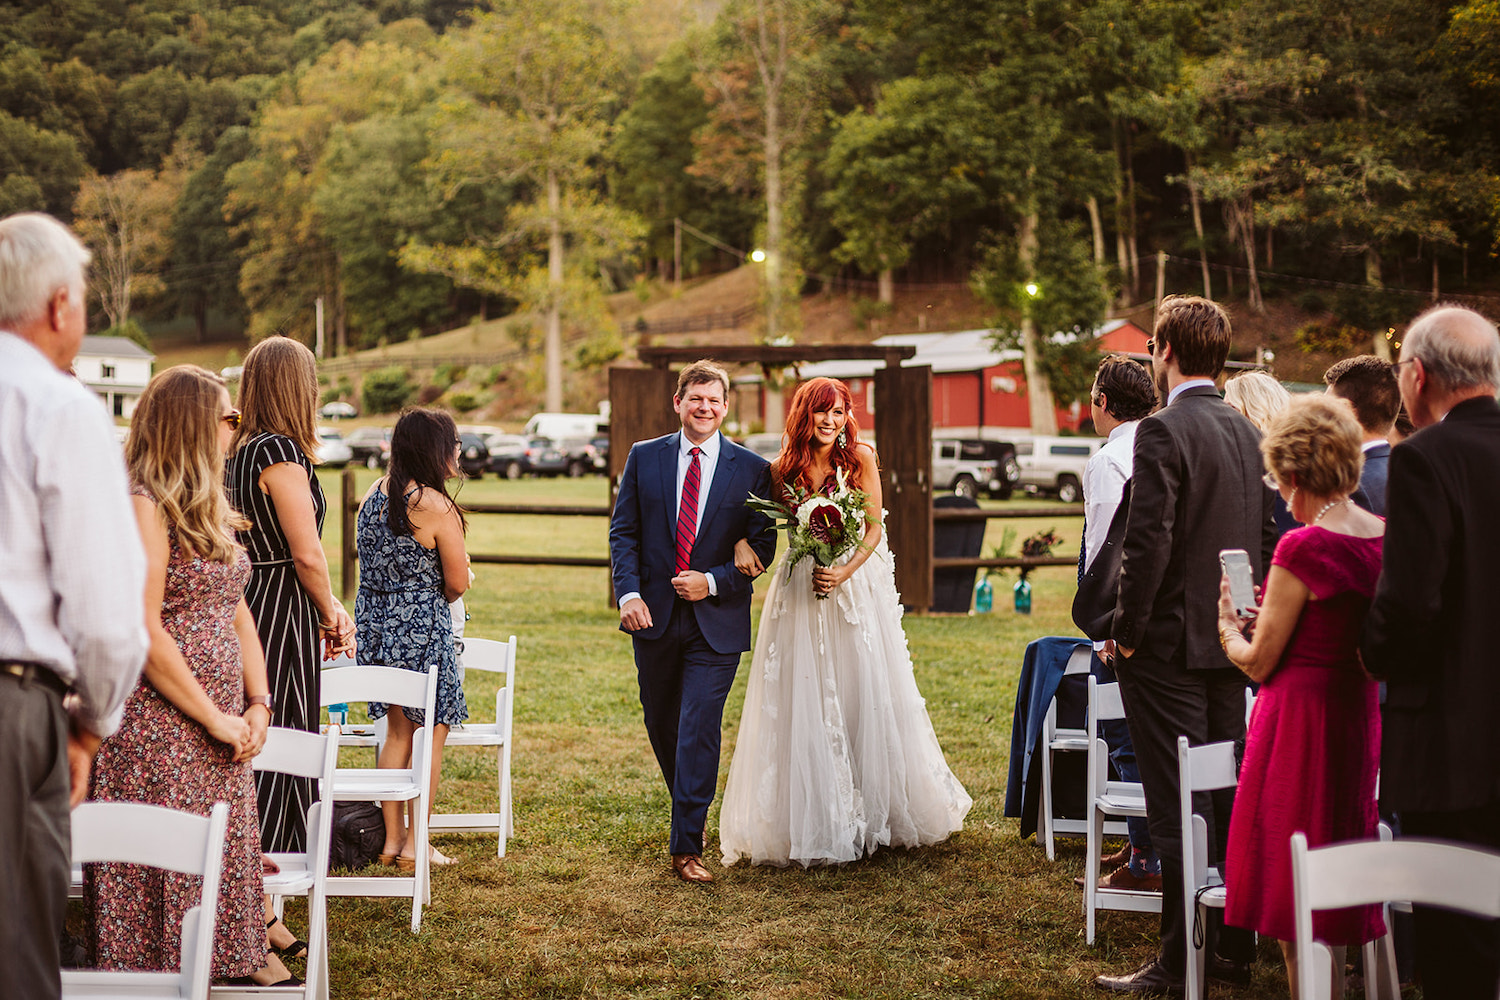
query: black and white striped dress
225 432 325 853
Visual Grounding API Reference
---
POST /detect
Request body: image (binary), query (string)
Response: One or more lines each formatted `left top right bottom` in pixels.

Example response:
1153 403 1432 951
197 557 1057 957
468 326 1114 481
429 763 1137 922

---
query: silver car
315 427 353 467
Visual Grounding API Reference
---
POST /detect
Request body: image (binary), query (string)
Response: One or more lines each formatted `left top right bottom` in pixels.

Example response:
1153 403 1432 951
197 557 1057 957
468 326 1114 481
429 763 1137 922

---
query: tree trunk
763 92 783 343
1112 123 1131 309
1018 208 1057 435
545 167 565 412
1086 196 1111 310
1123 124 1140 299
877 267 894 306
1185 153 1211 299
194 297 207 343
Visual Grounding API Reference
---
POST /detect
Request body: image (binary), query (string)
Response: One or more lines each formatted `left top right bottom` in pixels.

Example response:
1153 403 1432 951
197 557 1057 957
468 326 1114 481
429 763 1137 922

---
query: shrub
320 386 343 404
100 319 151 353
433 363 467 390
362 366 415 413
446 390 480 412
416 383 444 405
851 297 894 328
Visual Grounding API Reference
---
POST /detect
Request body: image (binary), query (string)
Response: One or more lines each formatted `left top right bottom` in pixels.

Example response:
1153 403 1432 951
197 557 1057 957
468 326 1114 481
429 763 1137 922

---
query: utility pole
315 296 325 358
674 218 682 297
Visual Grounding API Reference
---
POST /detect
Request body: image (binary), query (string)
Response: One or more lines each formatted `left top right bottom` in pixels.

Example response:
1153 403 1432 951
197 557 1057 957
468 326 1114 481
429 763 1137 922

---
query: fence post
341 467 357 601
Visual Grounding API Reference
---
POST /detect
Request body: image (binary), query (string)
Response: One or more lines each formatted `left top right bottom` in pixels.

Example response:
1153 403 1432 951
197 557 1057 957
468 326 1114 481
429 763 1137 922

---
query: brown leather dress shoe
1073 865 1163 892
1095 957 1184 996
671 854 713 883
1101 844 1131 868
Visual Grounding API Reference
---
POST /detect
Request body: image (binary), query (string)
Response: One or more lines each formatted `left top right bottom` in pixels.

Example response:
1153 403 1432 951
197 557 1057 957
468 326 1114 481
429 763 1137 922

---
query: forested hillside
5 0 1498 409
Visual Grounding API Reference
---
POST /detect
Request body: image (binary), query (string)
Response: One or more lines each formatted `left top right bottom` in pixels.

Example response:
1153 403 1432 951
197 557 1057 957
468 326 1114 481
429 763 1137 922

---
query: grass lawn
304 472 1303 999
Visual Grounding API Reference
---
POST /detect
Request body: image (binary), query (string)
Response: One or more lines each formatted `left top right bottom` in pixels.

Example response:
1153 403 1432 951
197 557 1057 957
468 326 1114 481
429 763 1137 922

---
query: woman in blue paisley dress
355 407 471 868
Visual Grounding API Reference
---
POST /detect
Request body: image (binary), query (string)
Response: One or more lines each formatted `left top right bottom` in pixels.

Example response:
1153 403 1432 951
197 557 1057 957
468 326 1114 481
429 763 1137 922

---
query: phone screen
1220 549 1256 618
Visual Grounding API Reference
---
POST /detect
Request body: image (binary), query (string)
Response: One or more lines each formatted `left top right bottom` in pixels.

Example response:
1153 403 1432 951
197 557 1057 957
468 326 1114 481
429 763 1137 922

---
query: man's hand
672 570 711 602
67 725 103 808
620 597 653 631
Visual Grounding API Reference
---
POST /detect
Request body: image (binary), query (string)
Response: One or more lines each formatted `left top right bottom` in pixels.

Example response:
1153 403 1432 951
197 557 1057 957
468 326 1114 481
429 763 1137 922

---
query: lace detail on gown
719 524 973 867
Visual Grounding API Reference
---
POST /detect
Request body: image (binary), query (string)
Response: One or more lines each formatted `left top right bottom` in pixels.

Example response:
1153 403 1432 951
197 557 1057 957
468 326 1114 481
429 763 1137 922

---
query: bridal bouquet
746 469 869 598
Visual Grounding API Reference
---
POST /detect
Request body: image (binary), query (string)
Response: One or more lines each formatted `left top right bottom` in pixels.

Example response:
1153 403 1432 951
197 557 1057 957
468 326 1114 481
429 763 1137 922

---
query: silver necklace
1311 498 1348 524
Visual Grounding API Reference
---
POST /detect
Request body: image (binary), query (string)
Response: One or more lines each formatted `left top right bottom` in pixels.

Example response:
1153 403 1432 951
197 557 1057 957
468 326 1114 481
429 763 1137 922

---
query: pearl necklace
1311 498 1348 525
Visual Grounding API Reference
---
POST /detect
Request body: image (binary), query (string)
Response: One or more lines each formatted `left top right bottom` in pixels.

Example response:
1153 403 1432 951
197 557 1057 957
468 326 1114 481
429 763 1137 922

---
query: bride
719 377 972 867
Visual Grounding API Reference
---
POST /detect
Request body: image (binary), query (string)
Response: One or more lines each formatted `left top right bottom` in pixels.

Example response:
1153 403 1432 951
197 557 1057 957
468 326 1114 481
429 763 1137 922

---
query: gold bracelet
1218 626 1241 651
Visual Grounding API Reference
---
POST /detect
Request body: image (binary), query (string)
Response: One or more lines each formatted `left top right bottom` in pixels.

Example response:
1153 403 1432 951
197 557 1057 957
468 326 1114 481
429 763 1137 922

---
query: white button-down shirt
0 332 147 737
1083 420 1137 572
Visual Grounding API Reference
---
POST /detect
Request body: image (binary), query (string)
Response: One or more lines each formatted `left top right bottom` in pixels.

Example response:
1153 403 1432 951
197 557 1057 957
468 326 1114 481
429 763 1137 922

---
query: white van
523 412 605 440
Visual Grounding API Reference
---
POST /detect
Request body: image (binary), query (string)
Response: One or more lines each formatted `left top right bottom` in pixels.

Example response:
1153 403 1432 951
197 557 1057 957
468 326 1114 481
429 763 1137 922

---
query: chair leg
1085 805 1103 944
1185 902 1206 1000
1041 742 1056 860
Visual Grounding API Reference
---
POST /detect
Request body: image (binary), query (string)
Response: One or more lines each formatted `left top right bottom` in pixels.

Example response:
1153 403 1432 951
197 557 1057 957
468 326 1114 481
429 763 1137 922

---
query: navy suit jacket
1351 441 1390 516
608 431 776 654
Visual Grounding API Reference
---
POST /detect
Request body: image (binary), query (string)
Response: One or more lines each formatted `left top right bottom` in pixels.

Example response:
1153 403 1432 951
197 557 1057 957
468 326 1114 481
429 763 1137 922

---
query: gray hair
1403 305 1500 392
0 213 91 331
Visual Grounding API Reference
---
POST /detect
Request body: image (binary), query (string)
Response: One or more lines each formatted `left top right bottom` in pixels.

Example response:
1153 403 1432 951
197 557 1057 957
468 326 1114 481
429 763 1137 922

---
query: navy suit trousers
633 598 742 856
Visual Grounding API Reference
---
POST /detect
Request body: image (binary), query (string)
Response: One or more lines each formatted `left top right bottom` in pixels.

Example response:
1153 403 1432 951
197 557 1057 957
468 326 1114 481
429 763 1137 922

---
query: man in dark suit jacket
1362 306 1500 998
1324 355 1400 515
1097 297 1277 996
609 360 777 884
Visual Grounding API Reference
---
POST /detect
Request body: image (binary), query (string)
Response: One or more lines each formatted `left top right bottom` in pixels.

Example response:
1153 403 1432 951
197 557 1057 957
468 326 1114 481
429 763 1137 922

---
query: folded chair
428 635 518 857
1083 676 1159 944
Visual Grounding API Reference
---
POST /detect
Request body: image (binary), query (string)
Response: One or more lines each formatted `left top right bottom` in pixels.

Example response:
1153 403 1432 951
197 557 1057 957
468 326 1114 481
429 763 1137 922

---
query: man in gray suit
1323 355 1399 515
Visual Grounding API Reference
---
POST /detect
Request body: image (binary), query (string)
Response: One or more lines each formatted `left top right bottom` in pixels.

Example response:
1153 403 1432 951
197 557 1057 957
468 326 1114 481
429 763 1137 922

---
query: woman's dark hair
386 407 467 537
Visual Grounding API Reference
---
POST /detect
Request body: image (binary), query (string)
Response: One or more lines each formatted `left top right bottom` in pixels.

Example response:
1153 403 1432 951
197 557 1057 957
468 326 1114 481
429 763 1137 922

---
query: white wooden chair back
429 635 518 856
1291 832 1500 1000
63 801 230 1000
1039 643 1101 859
319 662 440 933
1082 675 1156 943
1176 736 1238 1000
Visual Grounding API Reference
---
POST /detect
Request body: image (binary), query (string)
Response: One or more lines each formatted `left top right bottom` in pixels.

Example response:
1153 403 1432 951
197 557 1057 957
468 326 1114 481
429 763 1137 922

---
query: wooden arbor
609 344 934 610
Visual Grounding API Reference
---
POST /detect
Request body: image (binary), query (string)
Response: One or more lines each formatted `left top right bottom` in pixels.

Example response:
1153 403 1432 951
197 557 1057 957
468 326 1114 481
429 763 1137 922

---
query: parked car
457 432 490 478
319 400 357 419
315 427 353 467
484 434 567 478
345 426 391 469
554 435 606 477
932 439 999 501
740 432 784 460
934 438 1021 499
590 435 610 472
1013 435 1104 502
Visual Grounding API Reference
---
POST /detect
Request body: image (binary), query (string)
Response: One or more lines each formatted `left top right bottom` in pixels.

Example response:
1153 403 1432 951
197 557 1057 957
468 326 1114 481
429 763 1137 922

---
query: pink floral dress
85 490 265 979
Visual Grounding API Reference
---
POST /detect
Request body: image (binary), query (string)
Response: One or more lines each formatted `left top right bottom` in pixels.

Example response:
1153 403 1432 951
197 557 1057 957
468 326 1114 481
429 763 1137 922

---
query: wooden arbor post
620 343 930 611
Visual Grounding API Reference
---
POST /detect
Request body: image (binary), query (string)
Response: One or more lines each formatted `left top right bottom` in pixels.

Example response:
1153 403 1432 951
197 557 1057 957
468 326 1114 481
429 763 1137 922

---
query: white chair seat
330 769 423 801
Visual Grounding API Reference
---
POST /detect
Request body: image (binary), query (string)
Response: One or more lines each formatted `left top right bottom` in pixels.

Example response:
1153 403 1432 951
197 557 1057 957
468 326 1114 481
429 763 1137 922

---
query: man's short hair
1323 355 1400 434
1092 354 1156 421
676 359 730 400
0 213 91 331
1403 305 1500 392
1154 295 1233 379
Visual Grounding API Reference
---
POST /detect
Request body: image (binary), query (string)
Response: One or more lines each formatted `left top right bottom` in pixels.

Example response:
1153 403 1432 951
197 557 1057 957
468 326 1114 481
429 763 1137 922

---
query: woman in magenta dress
87 366 294 987
1215 394 1385 999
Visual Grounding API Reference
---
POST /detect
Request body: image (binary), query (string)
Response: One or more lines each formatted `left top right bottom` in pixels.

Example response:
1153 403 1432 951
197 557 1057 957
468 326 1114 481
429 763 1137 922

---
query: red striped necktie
674 446 702 574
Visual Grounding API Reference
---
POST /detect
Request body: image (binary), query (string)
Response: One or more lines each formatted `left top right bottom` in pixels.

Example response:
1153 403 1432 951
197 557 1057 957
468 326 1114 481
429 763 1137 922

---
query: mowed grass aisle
314 472 1293 999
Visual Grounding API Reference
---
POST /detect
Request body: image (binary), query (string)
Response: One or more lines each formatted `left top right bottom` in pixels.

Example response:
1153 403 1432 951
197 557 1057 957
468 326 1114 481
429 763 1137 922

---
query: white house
74 335 154 418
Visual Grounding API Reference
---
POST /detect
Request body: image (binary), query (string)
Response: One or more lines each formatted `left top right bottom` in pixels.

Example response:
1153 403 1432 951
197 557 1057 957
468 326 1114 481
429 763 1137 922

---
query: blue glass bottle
1013 577 1032 614
973 576 993 614
327 702 348 726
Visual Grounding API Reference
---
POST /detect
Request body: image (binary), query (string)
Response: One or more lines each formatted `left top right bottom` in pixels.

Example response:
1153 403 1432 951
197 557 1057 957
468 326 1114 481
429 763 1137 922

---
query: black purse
1072 478 1131 642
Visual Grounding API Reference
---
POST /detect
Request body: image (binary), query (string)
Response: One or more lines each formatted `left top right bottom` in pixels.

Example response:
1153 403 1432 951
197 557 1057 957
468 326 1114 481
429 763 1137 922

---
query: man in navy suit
1323 355 1399 515
609 360 777 883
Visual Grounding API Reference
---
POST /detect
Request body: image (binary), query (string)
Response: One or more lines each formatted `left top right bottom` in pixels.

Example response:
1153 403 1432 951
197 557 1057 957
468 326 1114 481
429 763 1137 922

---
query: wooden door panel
874 364 932 610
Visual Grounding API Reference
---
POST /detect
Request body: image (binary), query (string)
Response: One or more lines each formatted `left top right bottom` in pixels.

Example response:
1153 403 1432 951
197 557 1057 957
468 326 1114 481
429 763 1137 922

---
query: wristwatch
246 694 273 713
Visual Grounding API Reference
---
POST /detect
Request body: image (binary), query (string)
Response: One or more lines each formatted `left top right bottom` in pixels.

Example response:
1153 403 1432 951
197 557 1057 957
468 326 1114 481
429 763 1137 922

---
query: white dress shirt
1083 420 1137 572
1167 377 1216 406
0 332 147 737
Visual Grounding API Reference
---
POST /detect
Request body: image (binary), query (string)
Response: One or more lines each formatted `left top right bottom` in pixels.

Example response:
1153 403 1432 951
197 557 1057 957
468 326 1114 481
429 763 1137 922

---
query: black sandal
266 915 309 960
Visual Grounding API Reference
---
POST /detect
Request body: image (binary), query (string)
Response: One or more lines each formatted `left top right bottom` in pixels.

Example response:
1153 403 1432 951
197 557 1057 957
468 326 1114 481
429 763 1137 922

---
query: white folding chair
209 727 339 1000
1291 833 1500 1000
1177 736 1238 1000
428 635 517 857
1083 676 1159 944
1040 645 1126 858
63 801 230 1000
320 663 440 933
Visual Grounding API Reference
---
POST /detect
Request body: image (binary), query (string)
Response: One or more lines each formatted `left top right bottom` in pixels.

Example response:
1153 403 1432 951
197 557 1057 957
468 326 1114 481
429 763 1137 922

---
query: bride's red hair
772 377 866 495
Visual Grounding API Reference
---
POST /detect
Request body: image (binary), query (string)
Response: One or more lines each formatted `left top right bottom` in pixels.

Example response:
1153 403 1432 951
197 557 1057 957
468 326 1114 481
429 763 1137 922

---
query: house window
101 363 116 379
112 394 124 417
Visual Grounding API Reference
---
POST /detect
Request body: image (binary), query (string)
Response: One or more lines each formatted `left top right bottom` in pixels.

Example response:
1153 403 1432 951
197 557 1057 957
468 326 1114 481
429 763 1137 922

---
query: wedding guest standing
0 212 146 1000
719 377 972 868
1322 355 1399 515
226 337 354 864
355 407 470 869
1225 370 1296 535
90 366 294 986
1216 394 1385 999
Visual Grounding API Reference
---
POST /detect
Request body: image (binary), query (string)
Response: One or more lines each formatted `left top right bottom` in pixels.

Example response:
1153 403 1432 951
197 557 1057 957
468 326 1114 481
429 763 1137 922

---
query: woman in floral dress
88 365 295 986
355 407 471 868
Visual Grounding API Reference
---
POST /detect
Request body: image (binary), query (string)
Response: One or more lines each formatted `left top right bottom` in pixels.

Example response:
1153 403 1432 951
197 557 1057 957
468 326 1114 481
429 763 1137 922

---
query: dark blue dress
354 488 467 727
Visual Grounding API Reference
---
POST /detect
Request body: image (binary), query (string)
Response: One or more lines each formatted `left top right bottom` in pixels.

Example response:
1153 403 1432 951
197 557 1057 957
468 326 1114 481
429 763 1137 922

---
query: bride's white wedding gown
718 527 973 867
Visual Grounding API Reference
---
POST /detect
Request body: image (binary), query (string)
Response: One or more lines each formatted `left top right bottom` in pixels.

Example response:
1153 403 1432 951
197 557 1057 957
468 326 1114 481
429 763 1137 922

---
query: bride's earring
837 429 846 448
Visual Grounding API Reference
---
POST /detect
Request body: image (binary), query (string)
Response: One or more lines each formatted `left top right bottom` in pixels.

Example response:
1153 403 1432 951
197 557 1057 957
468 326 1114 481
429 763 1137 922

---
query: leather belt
0 661 71 698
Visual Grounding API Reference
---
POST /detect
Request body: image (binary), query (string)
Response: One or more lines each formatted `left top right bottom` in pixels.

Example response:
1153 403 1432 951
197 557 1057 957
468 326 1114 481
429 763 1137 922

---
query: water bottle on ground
973 576 993 614
327 702 348 727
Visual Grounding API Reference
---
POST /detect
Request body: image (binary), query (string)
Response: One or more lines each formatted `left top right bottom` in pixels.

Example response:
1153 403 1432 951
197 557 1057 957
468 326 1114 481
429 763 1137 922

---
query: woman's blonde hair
1261 394 1364 498
1223 370 1291 433
127 366 248 562
232 336 319 459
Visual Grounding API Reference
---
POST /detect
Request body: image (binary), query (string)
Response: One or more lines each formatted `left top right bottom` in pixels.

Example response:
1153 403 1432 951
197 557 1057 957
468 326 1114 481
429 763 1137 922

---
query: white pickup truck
1013 435 1103 503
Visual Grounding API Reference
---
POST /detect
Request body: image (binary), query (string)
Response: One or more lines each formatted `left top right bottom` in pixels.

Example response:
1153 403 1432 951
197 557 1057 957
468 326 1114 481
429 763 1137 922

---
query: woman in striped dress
224 337 354 956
